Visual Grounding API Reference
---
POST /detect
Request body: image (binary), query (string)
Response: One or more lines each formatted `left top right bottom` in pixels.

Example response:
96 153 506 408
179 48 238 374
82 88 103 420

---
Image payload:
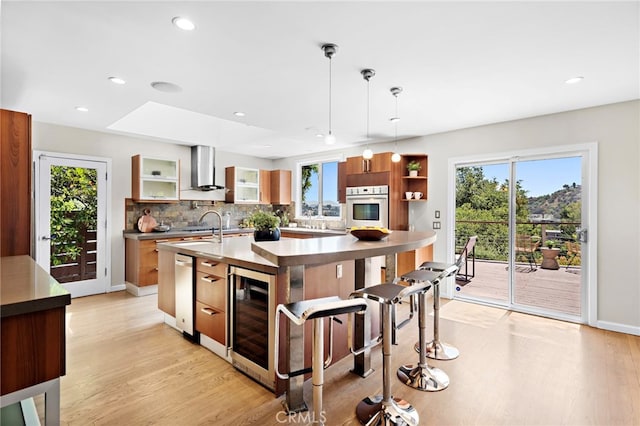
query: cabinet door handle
200 307 217 316
200 261 218 267
201 275 220 283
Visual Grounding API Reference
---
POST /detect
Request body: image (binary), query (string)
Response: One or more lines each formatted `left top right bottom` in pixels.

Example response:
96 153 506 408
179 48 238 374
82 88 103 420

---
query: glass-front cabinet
225 166 260 203
132 155 179 202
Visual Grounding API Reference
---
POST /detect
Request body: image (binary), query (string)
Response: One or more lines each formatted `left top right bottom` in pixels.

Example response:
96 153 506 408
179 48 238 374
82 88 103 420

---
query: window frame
296 155 343 219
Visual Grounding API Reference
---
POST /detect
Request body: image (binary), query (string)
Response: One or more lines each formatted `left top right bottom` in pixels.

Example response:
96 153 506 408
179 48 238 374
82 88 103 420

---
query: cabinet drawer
196 258 227 277
196 271 226 310
195 301 225 344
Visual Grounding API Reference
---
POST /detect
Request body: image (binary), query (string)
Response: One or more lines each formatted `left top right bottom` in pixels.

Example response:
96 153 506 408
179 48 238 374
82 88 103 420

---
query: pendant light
321 44 338 145
361 69 375 160
390 86 403 163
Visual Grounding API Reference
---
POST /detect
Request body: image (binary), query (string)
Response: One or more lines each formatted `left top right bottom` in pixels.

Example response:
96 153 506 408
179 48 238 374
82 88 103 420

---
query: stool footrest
288 366 313 378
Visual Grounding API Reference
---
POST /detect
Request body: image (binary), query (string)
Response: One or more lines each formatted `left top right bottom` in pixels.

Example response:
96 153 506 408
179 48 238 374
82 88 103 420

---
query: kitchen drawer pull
201 275 220 283
200 260 218 267
182 237 195 241
156 239 170 243
200 307 217 316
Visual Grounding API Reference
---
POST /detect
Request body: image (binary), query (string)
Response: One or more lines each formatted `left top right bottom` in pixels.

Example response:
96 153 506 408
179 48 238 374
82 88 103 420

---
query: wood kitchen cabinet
401 154 428 201
225 166 261 203
269 169 291 205
346 152 393 175
131 155 180 202
259 169 271 204
1 109 31 256
337 161 346 203
195 257 228 344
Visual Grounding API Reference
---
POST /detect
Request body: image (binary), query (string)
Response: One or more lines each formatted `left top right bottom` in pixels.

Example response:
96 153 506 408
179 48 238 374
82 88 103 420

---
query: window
299 160 341 218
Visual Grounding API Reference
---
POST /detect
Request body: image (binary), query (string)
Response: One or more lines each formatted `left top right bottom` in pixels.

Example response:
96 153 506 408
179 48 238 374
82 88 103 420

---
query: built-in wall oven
346 185 389 229
229 265 276 390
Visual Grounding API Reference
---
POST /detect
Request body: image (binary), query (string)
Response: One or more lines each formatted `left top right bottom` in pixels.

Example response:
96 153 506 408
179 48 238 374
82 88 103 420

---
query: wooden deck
454 260 581 317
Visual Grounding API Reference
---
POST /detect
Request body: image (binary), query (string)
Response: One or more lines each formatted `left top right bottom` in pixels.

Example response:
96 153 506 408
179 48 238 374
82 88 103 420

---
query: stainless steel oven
346 185 389 228
229 266 276 390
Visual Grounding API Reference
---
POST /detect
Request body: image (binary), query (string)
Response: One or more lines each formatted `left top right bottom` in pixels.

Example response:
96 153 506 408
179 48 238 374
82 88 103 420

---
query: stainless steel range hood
191 145 224 191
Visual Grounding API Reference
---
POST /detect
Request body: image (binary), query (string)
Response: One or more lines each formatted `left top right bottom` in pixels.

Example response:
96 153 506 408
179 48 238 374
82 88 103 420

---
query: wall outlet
336 264 343 279
433 221 441 229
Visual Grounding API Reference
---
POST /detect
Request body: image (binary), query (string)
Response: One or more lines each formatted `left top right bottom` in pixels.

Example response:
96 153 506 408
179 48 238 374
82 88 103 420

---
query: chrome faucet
199 210 223 243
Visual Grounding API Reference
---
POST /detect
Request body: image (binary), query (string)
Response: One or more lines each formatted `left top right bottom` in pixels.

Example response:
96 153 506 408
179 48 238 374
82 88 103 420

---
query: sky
482 156 581 197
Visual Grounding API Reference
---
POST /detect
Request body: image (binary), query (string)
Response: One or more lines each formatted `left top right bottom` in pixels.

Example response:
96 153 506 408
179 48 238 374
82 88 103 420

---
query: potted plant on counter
406 160 421 177
248 210 281 241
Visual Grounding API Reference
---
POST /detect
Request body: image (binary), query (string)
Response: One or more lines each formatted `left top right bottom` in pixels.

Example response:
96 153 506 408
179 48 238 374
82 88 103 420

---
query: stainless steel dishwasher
175 253 197 341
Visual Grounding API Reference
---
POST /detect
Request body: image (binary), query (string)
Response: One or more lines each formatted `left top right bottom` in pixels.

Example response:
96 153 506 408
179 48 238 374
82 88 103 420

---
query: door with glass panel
453 154 587 322
35 152 109 297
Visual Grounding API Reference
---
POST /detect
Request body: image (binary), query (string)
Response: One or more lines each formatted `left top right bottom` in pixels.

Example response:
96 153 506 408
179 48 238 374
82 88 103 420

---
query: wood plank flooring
34 291 639 425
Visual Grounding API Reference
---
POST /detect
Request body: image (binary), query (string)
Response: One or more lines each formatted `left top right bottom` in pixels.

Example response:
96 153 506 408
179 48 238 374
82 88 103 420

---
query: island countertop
251 230 437 267
1 255 71 318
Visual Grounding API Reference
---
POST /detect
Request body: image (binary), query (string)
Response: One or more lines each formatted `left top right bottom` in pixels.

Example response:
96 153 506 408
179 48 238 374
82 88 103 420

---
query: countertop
123 227 253 240
252 230 437 267
0 255 71 317
156 235 279 274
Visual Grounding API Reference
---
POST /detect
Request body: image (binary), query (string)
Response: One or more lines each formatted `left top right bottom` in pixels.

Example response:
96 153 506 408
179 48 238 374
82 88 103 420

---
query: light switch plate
336 264 343 278
435 210 440 218
433 221 441 229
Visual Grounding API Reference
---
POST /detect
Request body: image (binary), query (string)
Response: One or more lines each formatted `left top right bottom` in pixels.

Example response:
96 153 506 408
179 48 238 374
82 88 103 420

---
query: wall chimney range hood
191 145 224 191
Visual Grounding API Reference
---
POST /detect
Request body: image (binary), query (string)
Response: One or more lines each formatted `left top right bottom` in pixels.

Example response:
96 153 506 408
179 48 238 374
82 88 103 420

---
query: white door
35 152 110 297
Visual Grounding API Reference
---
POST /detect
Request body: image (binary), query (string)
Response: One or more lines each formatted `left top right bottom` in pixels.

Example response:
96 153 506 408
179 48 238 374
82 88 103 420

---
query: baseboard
596 320 640 336
124 283 158 297
109 284 126 293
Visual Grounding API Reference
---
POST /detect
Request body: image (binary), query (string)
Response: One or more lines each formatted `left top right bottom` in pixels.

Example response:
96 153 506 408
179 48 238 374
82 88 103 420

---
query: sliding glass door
453 151 588 322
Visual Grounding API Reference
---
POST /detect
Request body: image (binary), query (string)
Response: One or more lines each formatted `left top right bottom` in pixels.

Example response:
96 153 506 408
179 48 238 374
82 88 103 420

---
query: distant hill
528 184 581 218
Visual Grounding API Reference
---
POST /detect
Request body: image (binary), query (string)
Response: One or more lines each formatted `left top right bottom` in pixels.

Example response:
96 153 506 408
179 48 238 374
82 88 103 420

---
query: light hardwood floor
35 291 640 425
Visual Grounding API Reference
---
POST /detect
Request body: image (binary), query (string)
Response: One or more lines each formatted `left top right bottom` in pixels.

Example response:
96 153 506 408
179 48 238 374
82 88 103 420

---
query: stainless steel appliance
175 254 198 341
346 185 389 229
229 266 276 390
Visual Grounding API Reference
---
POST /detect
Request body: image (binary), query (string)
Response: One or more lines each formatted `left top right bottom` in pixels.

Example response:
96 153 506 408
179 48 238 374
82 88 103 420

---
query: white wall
31 123 274 291
276 100 640 332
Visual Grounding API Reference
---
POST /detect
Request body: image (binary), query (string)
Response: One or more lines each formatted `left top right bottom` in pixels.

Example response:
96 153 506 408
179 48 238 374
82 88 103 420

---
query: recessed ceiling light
565 76 584 84
172 17 195 31
75 106 89 112
150 81 182 93
233 111 245 117
108 76 126 85
316 133 324 138
390 117 400 123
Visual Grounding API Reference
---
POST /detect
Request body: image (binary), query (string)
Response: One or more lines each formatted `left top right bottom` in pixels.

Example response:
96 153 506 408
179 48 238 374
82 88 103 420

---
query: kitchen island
157 230 436 410
0 255 72 425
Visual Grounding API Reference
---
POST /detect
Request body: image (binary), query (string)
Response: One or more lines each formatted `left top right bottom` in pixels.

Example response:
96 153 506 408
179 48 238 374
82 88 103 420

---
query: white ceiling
2 1 638 159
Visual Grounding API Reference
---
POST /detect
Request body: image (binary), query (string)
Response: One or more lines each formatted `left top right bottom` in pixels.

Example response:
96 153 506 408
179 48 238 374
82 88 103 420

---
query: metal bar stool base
415 340 460 360
281 400 308 415
397 364 450 392
356 395 419 426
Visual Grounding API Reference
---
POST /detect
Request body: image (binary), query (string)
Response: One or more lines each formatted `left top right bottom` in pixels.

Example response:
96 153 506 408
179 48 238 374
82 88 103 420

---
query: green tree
301 164 319 203
50 166 97 265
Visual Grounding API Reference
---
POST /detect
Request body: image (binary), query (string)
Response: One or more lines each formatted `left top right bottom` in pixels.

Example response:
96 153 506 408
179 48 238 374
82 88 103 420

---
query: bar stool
350 281 431 426
415 262 461 361
396 268 450 392
274 296 368 426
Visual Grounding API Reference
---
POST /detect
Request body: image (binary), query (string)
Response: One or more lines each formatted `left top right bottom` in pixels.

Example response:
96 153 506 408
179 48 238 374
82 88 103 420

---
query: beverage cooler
229 266 276 390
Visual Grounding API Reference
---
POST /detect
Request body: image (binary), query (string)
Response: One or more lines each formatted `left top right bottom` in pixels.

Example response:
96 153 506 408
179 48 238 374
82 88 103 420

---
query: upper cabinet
270 169 292 205
337 161 346 203
132 155 180 202
346 152 392 175
225 166 260 203
401 154 428 201
226 167 291 204
1 109 32 256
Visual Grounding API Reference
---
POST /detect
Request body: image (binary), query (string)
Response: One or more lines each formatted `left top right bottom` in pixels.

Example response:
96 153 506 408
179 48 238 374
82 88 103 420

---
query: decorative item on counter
137 208 158 233
275 209 290 227
154 220 171 232
248 210 281 241
350 225 391 241
407 160 421 177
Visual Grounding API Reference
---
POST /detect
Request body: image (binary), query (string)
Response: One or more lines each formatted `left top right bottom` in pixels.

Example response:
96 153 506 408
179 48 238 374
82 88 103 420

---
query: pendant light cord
366 78 370 140
328 57 332 135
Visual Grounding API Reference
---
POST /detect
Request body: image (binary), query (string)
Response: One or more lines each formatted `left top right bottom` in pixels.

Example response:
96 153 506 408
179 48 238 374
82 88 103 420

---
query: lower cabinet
194 257 228 345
